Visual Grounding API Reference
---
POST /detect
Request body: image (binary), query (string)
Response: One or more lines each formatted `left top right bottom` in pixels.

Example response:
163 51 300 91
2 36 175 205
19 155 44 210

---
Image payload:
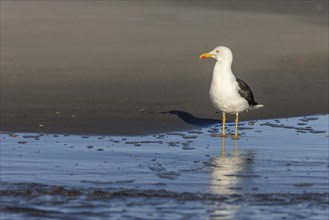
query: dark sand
1 1 328 135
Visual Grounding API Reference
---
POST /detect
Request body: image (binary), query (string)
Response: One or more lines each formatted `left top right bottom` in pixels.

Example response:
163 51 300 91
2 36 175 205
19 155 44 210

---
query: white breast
209 63 249 114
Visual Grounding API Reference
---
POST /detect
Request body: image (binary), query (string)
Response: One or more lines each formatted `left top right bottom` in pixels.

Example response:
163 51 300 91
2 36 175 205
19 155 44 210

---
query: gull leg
220 112 227 137
232 113 239 140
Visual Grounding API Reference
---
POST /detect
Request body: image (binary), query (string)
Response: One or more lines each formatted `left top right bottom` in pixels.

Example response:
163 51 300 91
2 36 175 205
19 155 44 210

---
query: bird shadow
161 110 220 127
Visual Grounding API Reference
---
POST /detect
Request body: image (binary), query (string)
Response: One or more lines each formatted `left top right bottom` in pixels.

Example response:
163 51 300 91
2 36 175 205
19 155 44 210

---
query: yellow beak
199 53 213 59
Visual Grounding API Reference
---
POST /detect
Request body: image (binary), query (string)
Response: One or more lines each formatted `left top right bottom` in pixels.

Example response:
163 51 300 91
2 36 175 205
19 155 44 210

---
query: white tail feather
249 104 264 110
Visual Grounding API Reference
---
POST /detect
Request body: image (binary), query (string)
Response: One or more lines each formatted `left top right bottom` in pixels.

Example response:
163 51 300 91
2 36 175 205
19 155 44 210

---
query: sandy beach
1 1 328 135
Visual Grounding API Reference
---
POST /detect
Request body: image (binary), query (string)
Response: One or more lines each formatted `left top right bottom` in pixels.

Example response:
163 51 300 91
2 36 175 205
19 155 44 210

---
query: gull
200 46 264 138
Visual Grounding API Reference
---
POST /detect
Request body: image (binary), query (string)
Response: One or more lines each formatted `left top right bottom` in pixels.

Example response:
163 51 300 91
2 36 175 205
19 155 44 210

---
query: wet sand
1 115 328 219
1 1 328 135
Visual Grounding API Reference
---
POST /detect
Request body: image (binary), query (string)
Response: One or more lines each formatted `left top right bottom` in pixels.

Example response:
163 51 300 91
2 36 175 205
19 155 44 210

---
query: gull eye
216 50 219 53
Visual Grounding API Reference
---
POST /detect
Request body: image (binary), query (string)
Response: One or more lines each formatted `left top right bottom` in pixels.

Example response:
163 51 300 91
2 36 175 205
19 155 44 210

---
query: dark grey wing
236 78 257 106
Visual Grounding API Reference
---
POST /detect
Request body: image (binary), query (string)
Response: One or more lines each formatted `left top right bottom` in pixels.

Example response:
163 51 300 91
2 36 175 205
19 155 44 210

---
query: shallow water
1 115 328 219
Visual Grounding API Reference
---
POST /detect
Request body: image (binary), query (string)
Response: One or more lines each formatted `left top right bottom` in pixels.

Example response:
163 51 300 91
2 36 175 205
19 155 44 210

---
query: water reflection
210 138 243 195
209 138 255 219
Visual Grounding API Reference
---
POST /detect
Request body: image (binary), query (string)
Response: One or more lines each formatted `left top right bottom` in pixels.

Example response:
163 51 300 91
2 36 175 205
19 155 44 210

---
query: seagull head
200 46 233 63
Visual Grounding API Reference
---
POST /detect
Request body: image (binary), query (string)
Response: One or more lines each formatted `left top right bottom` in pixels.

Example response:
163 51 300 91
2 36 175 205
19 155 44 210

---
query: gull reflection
210 138 243 195
209 138 255 219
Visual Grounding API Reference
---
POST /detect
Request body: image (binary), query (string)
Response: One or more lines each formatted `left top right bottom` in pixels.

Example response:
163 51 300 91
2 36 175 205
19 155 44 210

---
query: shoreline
1 113 327 137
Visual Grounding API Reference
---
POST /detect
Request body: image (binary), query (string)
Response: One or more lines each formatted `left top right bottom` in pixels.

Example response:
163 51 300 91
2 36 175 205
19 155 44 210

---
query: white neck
212 60 235 83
